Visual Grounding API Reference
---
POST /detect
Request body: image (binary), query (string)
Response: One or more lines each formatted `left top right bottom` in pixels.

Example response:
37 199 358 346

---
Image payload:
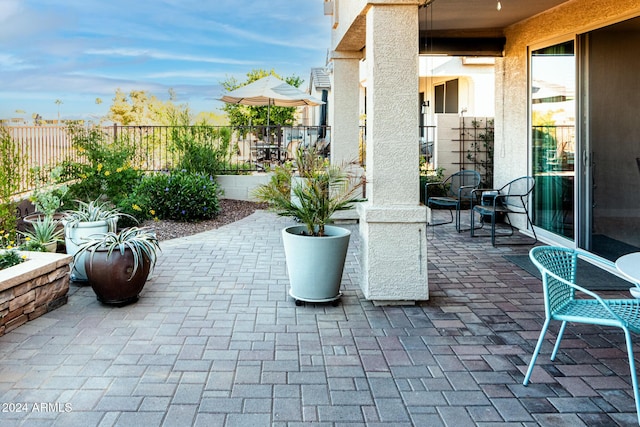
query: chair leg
470 206 488 235
502 212 516 238
523 318 551 386
525 210 538 244
427 208 454 227
456 207 473 232
623 328 640 425
491 212 537 246
491 211 497 246
470 208 476 236
550 320 567 361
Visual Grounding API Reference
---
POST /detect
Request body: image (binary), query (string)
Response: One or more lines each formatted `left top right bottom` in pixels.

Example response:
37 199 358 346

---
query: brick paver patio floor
0 209 638 426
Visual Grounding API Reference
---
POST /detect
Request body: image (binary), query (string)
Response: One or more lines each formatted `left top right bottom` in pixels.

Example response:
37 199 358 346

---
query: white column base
357 202 429 304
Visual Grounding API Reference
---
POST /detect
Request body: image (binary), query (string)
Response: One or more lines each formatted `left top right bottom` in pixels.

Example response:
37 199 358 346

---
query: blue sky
0 0 331 121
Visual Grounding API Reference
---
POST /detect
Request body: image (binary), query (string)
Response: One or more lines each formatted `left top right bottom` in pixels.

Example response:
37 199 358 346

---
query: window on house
434 79 459 114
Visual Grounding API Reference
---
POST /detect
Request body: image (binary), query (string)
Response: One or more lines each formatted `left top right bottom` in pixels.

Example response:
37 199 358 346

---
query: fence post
113 123 118 141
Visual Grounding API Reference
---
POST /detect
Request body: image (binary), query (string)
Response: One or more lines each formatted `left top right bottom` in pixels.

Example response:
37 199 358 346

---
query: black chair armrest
470 188 498 207
458 184 479 201
493 193 507 206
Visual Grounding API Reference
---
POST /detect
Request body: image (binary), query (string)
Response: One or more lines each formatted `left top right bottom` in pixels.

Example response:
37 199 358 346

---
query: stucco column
331 51 362 166
357 3 428 304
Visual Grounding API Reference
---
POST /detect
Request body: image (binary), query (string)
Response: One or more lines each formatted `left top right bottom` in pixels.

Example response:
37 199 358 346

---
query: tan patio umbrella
220 75 324 130
221 75 324 107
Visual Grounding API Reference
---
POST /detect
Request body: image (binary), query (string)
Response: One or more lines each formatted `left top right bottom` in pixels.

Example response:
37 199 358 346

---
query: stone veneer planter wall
0 251 72 336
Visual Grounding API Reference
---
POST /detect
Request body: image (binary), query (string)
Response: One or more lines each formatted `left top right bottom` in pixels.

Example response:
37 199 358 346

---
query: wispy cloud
84 48 256 66
207 20 328 51
0 54 34 71
146 70 231 80
0 0 331 118
0 0 22 23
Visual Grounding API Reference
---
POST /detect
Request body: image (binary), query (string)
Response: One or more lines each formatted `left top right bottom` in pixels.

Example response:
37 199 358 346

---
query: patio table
255 142 280 161
615 252 640 298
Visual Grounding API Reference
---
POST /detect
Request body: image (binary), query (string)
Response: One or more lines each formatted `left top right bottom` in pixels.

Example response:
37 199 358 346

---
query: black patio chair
470 175 537 246
425 170 481 232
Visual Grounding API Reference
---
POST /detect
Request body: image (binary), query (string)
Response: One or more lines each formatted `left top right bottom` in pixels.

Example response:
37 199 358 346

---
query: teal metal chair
524 246 640 424
426 170 481 232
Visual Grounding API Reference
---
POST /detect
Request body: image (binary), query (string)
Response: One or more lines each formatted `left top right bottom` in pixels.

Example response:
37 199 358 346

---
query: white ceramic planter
282 224 350 304
63 220 109 281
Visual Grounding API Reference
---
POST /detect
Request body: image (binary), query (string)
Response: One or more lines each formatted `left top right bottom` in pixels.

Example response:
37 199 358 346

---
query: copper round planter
84 248 151 306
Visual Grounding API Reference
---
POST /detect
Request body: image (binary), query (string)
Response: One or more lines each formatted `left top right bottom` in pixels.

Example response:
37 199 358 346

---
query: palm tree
54 99 63 122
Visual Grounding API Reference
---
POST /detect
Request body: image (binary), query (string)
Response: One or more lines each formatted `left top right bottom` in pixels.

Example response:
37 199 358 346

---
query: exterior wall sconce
421 101 429 114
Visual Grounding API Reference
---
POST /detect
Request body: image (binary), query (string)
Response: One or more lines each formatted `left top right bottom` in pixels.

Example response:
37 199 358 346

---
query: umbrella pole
266 101 271 144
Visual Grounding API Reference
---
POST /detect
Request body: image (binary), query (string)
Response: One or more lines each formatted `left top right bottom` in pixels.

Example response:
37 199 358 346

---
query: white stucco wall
496 0 640 231
335 1 428 304
498 0 640 186
216 174 271 201
331 52 363 165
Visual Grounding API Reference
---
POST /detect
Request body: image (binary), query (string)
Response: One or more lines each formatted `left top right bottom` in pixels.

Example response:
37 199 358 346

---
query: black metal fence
7 123 438 197
6 124 331 195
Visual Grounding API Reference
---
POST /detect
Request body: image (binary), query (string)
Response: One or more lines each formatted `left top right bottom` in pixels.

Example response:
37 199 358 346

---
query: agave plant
253 147 364 236
74 226 161 281
20 215 64 246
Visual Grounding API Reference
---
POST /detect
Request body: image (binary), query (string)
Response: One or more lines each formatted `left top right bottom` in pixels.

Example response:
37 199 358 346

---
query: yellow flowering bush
0 249 25 271
0 231 36 271
61 125 143 208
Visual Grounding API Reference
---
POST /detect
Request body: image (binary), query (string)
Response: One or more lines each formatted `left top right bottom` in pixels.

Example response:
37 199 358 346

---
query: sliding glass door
531 41 576 241
583 19 640 259
530 18 640 260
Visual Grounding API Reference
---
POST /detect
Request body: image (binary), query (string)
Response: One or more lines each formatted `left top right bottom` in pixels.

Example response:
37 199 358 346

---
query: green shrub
419 165 445 204
62 125 143 207
19 240 48 253
0 127 21 238
171 126 232 175
29 166 68 215
120 170 221 222
0 248 25 271
0 229 29 270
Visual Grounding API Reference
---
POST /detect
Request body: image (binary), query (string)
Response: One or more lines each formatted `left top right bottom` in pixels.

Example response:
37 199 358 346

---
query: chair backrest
446 170 481 199
529 246 577 318
500 176 535 212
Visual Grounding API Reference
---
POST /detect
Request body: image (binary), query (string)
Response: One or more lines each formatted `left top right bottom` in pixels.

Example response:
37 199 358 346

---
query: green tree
107 88 191 125
220 69 303 128
194 111 228 125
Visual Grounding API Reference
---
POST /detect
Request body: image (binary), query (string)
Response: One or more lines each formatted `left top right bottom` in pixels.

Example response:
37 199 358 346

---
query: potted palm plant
253 147 364 305
74 226 160 306
63 198 129 281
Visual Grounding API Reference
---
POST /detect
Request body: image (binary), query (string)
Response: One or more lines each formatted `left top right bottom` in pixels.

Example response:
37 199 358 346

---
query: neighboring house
419 56 495 123
419 56 496 176
308 67 332 131
323 0 640 304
